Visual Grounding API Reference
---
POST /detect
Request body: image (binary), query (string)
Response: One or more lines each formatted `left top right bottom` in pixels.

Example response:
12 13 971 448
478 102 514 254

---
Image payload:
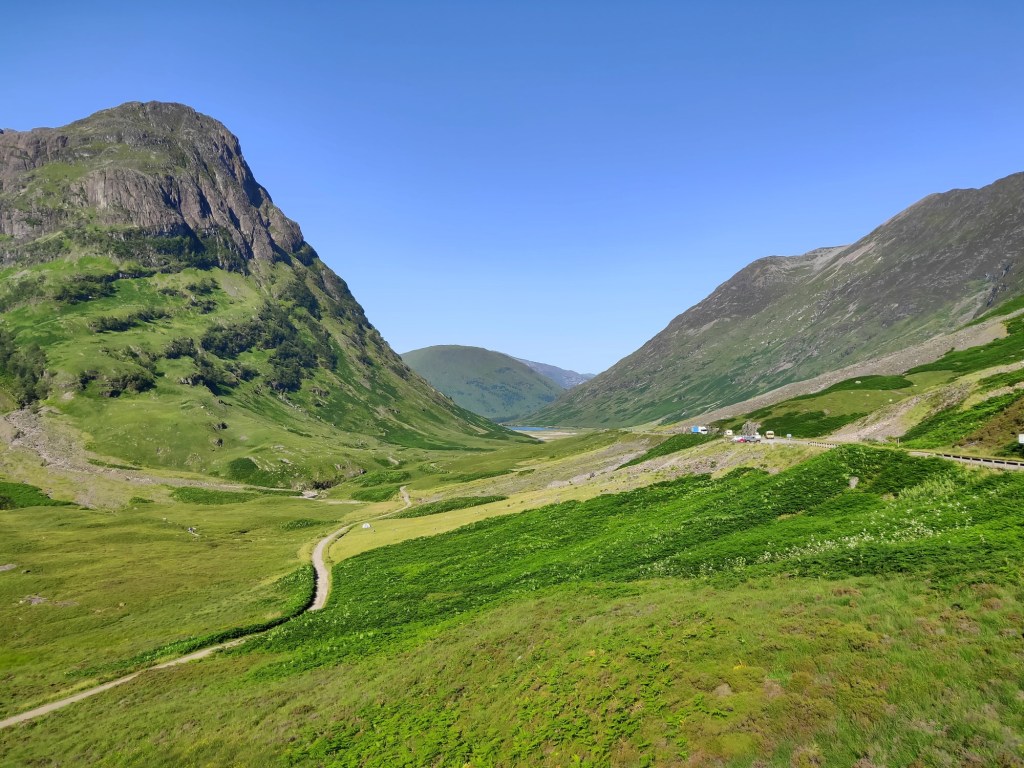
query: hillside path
0 487 416 729
0 522 329 728
309 524 351 612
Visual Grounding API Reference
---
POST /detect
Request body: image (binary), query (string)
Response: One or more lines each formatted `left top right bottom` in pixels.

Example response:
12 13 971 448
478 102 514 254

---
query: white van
764 430 775 440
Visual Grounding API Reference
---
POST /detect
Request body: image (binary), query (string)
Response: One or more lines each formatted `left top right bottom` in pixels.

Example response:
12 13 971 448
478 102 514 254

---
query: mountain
513 357 594 389
533 171 1024 427
0 102 517 486
402 345 564 422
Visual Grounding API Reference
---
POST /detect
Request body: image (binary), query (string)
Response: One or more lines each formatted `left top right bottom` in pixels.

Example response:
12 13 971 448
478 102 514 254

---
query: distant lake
508 426 555 432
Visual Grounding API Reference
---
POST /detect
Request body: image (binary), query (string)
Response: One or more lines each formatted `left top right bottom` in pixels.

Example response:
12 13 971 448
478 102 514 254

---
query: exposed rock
536 172 1024 427
0 102 306 269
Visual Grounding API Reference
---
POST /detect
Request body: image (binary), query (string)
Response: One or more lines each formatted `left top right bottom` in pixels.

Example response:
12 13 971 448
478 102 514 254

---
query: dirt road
0 487 416 729
309 524 349 612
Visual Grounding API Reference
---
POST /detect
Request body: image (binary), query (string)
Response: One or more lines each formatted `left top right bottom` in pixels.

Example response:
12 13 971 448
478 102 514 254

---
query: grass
968 291 1024 324
902 390 1024 449
978 366 1024 392
0 492 341 718
350 486 399 502
255 446 989 675
393 495 508 519
908 314 1024 375
619 433 716 468
760 408 870 437
0 480 72 508
440 468 513 483
716 381 918 439
169 487 257 505
0 250 522 487
96 564 315 674
402 345 564 421
5 444 1023 765
798 374 914 395
352 470 410 486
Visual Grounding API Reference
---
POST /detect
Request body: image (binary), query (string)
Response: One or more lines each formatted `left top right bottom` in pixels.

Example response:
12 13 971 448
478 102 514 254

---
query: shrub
351 486 399 502
53 275 116 304
164 337 197 359
89 308 168 333
620 433 715 468
0 480 70 507
394 495 507 519
169 487 257 505
0 328 48 405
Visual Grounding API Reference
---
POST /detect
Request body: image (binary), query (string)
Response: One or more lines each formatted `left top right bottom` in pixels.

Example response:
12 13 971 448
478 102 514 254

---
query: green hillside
534 172 1024 427
711 311 1024 454
0 103 519 486
6 102 1024 768
5 443 1023 766
403 345 564 422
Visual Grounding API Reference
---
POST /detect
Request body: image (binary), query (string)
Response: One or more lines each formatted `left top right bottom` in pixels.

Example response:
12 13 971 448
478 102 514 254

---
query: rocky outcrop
0 101 306 266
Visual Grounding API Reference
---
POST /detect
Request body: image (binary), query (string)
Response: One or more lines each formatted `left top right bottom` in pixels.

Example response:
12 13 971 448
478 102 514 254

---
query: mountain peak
0 102 304 270
535 169 1024 427
0 103 516 482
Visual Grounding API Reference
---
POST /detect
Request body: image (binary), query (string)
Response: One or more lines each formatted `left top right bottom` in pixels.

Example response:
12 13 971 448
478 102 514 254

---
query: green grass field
393 494 508 519
3 445 1022 766
715 375 925 438
6 304 1024 765
619 433 716 468
0 493 347 718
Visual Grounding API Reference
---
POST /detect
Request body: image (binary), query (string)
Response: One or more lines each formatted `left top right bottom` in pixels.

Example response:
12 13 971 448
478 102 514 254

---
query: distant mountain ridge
513 358 594 389
533 171 1024 427
0 102 516 485
402 345 565 422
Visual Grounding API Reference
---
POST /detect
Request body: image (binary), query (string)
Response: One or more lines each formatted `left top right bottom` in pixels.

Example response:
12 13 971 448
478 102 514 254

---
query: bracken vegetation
620 433 716 468
0 327 48 405
902 391 1024 449
393 495 508 519
0 480 71 509
202 444 1024 766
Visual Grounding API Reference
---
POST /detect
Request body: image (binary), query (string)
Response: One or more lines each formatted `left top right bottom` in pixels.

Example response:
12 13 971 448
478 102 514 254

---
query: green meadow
2 445 1022 766
0 491 350 718
4 287 1024 766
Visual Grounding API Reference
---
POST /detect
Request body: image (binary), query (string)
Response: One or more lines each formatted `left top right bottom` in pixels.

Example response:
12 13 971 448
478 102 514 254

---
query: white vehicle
764 430 775 440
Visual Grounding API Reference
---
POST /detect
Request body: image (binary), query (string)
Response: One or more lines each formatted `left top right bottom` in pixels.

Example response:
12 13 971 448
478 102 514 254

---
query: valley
2 101 1024 767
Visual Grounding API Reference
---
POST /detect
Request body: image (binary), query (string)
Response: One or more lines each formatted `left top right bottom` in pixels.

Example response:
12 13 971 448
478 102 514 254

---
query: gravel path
0 487 416 729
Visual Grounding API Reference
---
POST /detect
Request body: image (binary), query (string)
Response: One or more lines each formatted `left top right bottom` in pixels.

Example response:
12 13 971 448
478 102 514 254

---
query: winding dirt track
0 487 414 729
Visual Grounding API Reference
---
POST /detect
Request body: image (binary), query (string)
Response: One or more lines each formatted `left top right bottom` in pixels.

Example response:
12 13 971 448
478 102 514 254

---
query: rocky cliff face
0 103 515 480
0 102 305 268
534 172 1024 427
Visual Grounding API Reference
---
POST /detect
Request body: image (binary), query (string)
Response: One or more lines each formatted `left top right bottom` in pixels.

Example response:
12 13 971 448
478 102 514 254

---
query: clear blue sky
5 1 1024 373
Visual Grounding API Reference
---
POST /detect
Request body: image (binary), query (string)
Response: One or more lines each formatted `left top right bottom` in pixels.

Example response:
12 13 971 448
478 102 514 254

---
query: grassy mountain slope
513 356 595 388
534 172 1024 427
402 344 564 422
711 307 1024 454
0 103 518 485
5 444 1023 766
